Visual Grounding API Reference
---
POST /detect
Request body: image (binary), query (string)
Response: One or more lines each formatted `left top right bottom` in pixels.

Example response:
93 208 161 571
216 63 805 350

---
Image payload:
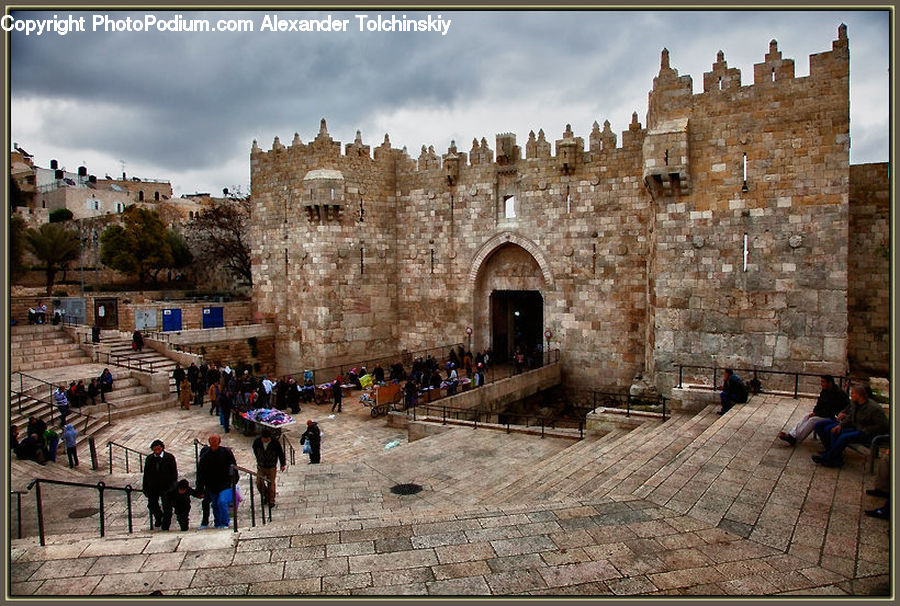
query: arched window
138 190 144 201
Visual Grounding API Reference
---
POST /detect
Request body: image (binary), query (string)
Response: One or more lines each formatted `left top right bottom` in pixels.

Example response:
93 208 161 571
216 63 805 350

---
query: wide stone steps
13 353 95 373
10 338 80 354
479 429 626 506
573 405 721 501
502 412 678 506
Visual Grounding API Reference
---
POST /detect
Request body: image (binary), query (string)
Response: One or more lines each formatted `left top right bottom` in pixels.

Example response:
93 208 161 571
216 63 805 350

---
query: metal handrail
192 440 268 529
26 477 139 546
409 401 588 439
96 351 157 373
280 433 296 466
400 350 561 406
10 490 26 539
107 441 147 475
10 388 97 436
675 364 850 400
285 342 468 387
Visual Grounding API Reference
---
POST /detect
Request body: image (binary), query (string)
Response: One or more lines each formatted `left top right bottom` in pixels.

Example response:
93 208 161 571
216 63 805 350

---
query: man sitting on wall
777 375 848 446
717 368 748 415
812 384 889 468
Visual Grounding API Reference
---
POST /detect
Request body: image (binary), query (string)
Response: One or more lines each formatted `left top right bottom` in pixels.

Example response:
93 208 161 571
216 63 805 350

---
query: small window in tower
771 67 776 82
139 190 144 201
330 188 335 200
504 195 516 218
154 191 160 201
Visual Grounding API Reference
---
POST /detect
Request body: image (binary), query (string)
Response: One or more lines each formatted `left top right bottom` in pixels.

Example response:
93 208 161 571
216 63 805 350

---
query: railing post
678 366 683 389
15 492 23 539
540 419 545 439
713 368 718 391
125 485 134 534
231 470 238 533
33 481 46 546
89 437 97 471
97 481 106 537
108 442 113 474
794 374 799 399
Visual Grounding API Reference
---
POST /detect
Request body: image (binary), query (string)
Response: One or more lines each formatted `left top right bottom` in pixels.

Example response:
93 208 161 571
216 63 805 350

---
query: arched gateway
469 233 553 363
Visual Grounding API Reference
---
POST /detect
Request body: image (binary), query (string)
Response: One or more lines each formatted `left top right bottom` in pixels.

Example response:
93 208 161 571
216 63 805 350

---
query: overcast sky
8 8 890 196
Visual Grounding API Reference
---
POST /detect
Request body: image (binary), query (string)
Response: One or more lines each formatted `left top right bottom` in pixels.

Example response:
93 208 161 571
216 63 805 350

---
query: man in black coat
252 429 286 506
142 439 178 530
196 434 238 528
778 375 849 446
300 420 322 464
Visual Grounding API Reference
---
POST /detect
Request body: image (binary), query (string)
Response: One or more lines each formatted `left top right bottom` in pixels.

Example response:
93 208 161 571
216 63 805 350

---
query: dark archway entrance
490 290 543 363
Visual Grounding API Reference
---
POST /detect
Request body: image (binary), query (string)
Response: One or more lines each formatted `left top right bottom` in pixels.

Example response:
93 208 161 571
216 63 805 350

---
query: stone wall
848 162 890 375
250 25 884 395
648 30 851 390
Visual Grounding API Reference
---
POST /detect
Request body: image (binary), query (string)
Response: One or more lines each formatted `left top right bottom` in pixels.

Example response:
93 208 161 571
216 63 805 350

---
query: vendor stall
237 408 296 437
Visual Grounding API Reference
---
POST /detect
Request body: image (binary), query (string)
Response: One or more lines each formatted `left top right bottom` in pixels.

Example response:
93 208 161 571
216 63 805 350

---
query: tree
186 193 253 287
24 222 80 295
49 208 74 223
100 206 173 285
9 214 27 280
165 229 193 271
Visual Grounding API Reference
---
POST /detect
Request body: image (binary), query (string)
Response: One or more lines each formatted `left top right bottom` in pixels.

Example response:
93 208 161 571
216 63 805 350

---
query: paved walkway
9 389 892 596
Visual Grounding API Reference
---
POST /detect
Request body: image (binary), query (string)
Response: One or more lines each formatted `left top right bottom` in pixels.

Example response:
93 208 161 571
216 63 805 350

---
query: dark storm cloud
9 9 889 193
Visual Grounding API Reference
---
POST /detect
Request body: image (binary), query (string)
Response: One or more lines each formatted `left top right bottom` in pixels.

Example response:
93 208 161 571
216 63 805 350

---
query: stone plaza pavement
8 391 892 597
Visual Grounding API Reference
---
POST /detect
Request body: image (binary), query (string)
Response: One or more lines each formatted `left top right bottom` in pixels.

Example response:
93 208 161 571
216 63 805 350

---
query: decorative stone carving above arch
467 232 554 291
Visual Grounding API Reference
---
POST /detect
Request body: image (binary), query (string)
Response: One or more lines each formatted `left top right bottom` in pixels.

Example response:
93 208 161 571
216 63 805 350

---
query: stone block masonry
250 24 888 394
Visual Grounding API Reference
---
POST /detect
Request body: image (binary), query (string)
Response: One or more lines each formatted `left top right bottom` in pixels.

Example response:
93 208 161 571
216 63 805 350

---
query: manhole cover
390 483 423 495
69 507 99 519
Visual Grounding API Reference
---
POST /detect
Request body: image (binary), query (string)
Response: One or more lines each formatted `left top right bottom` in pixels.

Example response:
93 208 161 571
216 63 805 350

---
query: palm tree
24 223 80 296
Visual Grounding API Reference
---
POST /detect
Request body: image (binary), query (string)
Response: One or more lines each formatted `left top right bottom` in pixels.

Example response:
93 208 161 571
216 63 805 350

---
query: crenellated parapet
703 50 742 92
753 39 795 84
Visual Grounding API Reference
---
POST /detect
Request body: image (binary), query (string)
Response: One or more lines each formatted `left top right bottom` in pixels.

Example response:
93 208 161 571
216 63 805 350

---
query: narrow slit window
504 195 516 218
743 233 749 272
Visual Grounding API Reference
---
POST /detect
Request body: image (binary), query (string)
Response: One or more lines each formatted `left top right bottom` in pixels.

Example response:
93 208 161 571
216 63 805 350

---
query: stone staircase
9 391 890 596
10 324 93 373
102 333 180 392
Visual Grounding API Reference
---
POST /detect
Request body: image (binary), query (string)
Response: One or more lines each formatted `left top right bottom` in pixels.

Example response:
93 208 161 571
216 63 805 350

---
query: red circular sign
465 327 473 335
544 330 552 339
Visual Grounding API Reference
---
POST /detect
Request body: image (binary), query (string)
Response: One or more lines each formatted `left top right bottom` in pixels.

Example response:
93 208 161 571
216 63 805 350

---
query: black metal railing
409 402 587 439
107 441 148 475
26 478 139 546
399 350 561 408
96 351 158 373
10 490 26 540
675 364 850 400
280 434 296 466
192 440 269 529
284 342 467 387
589 391 669 421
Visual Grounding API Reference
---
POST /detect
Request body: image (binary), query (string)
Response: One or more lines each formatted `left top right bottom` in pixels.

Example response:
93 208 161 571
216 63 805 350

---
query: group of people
11 417 79 468
140 422 324 532
775 374 890 520
26 302 65 325
142 435 239 531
